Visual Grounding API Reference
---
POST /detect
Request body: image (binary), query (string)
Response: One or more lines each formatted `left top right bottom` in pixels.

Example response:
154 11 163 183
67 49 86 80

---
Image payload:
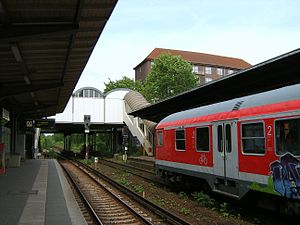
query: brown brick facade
134 48 251 83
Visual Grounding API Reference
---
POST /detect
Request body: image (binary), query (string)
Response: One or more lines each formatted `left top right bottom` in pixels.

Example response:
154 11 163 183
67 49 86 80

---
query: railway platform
0 159 86 225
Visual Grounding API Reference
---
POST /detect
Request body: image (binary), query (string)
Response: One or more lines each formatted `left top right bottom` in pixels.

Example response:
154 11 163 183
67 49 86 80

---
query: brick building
134 48 251 84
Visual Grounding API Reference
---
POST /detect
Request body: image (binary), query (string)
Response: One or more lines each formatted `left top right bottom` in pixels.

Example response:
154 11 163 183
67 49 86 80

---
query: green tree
70 133 84 152
40 133 64 150
103 76 143 94
143 54 198 103
40 134 54 149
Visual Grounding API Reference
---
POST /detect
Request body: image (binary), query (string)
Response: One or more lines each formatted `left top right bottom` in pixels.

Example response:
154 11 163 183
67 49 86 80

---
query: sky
75 0 300 92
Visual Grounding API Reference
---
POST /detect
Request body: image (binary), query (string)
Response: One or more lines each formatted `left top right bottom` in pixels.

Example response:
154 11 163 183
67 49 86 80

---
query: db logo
26 120 33 128
199 154 208 165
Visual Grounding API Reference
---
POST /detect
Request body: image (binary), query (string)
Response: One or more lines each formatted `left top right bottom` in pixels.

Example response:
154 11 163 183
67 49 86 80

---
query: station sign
35 119 55 128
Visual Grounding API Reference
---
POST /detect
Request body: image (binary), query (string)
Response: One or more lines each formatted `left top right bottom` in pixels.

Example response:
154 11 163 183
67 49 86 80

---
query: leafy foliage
143 54 198 102
103 54 198 103
180 207 190 215
40 132 113 157
192 192 238 218
70 133 84 152
191 191 217 208
103 76 143 94
178 191 188 199
119 177 130 186
133 184 144 193
40 133 64 150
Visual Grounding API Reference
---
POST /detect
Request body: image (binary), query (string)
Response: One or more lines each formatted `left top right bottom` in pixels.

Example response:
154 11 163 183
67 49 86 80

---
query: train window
196 127 209 152
275 118 300 156
217 125 223 152
157 130 163 147
225 124 232 153
175 129 186 151
241 122 265 154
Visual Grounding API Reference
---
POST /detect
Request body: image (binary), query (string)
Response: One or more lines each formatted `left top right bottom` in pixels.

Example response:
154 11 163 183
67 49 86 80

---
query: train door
213 120 238 179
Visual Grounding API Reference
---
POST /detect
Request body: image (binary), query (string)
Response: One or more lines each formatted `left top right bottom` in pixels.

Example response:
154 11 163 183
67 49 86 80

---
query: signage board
35 119 55 128
1 108 10 121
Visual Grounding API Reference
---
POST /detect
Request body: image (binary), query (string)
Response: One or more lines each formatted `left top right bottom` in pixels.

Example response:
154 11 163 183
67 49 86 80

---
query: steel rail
60 160 104 225
100 158 155 175
60 157 155 225
71 157 191 225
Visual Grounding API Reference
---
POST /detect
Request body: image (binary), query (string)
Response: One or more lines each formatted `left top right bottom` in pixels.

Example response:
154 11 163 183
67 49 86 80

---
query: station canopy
0 0 117 119
130 48 300 122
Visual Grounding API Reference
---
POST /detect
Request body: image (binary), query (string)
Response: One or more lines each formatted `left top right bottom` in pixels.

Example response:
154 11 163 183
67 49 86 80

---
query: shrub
191 191 216 208
133 184 144 193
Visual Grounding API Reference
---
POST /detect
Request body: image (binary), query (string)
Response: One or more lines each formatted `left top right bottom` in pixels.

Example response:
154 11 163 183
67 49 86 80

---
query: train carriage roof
159 83 300 125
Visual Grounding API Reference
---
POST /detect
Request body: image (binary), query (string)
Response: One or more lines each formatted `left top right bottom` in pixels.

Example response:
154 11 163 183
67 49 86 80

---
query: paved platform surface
0 159 87 225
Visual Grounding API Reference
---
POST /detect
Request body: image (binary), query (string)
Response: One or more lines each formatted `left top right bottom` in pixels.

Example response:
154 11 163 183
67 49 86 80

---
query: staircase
123 91 157 156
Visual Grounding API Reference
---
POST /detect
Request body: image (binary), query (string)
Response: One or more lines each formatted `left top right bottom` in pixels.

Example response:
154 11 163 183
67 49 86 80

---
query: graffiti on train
270 153 300 200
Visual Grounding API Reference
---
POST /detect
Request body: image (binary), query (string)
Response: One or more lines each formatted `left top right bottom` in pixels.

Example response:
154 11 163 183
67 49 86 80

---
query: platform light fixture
23 75 31 85
11 43 23 62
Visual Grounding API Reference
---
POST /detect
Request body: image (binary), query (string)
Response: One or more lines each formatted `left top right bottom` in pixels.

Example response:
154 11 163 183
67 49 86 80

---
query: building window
242 122 265 154
205 77 212 83
205 66 212 74
217 68 223 76
196 127 210 152
275 118 300 156
77 90 83 97
192 65 199 74
199 66 204 74
157 130 163 146
228 69 234 75
175 129 186 151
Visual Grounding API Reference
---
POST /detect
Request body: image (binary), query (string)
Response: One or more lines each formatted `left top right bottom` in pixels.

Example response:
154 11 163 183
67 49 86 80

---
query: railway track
59 158 190 225
58 152 294 224
96 158 182 189
87 158 295 225
97 158 167 185
101 158 155 175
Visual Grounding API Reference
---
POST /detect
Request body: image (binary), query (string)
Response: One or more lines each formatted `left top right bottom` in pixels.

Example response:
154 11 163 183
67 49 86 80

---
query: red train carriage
155 84 300 213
